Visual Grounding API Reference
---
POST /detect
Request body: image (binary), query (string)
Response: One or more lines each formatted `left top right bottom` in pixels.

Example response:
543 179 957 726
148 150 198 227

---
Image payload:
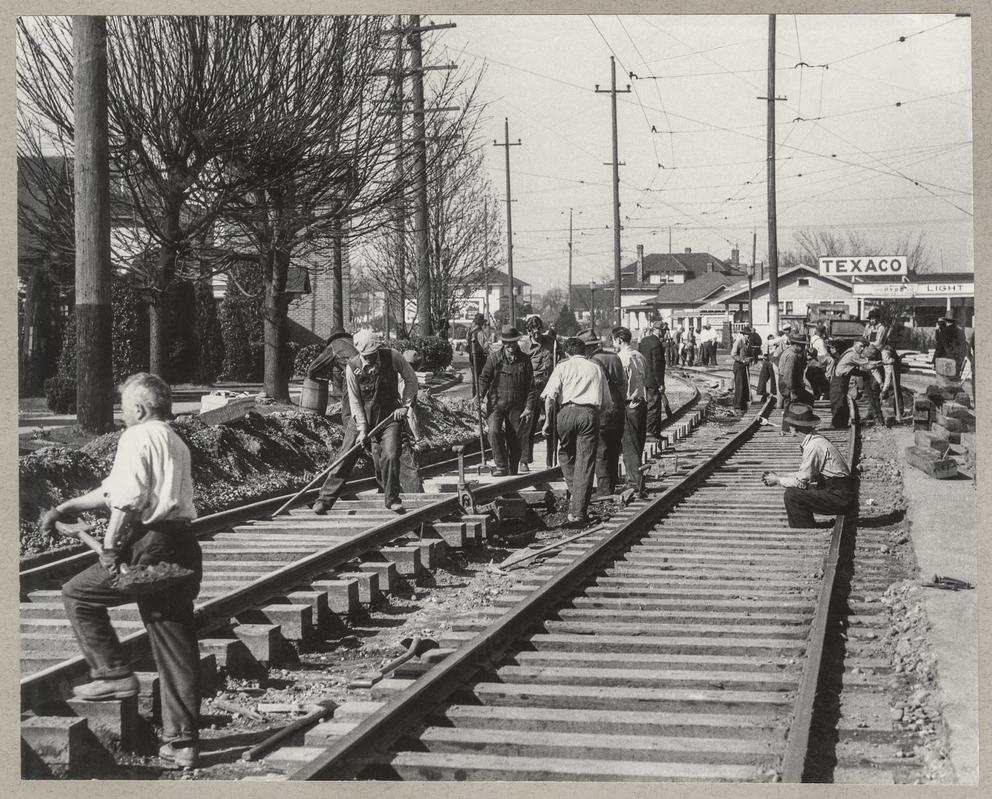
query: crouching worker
761 404 856 528
345 329 419 513
40 373 202 768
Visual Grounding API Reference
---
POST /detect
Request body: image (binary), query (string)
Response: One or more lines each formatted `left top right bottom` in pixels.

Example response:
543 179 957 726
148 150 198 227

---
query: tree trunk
331 214 345 330
73 16 114 433
148 236 177 377
20 264 53 396
263 249 291 402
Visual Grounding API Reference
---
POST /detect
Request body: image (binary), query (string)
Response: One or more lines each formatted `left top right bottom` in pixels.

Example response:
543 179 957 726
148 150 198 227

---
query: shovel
55 520 195 597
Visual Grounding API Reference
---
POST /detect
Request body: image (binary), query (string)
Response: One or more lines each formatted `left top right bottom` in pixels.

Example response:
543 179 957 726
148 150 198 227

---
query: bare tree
791 227 934 273
540 286 567 320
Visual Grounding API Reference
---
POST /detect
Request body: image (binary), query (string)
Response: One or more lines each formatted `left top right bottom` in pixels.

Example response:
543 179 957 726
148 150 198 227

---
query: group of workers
468 315 677 525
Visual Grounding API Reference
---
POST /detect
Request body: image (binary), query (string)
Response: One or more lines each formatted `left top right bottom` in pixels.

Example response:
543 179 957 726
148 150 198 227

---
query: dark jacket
478 348 537 412
308 337 359 392
638 333 665 389
591 350 626 429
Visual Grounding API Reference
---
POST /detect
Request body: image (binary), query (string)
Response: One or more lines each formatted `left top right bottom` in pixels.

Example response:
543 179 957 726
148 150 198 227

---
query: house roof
481 268 529 288
647 272 742 307
716 264 852 303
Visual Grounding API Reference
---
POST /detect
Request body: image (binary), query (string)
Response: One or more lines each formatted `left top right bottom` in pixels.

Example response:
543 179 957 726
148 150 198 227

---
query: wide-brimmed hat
651 319 665 330
326 327 350 343
576 328 600 345
472 313 485 326
353 328 381 356
789 334 809 346
783 404 820 429
525 315 544 331
500 325 521 343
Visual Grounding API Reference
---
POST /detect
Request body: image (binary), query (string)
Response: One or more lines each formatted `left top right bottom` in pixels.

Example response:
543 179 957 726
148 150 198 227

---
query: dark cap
500 325 521 343
576 329 599 345
326 327 350 343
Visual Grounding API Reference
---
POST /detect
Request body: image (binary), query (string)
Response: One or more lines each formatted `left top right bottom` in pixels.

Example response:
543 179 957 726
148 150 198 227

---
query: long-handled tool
241 699 338 762
469 349 488 475
270 415 395 518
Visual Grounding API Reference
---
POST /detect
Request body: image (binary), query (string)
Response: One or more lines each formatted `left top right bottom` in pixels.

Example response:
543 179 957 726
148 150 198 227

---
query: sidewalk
894 427 978 784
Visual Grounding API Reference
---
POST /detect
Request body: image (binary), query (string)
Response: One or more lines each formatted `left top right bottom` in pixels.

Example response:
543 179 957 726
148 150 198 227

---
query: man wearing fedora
779 333 813 433
309 328 363 515
541 336 613 525
477 325 537 477
519 316 556 472
344 329 420 512
762 404 855 528
639 319 673 438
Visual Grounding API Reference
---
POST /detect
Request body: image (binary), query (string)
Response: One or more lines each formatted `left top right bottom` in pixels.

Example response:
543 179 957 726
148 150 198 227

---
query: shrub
111 278 149 384
218 266 264 381
407 335 453 372
294 343 325 378
44 376 77 414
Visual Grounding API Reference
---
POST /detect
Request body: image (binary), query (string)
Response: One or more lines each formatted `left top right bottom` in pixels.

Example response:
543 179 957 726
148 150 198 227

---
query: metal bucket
300 377 328 415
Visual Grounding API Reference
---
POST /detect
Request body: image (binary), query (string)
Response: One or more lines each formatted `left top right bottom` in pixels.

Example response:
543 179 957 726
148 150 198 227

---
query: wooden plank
381 751 761 781
492 665 797 691
506 650 798 672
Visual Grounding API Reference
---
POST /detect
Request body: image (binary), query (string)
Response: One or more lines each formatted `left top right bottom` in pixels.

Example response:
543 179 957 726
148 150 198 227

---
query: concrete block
382 546 422 577
232 623 281 664
199 637 258 675
370 678 415 700
237 604 311 641
914 430 951 456
21 715 90 771
934 357 958 377
66 695 140 751
930 423 961 444
495 497 528 520
517 489 552 508
358 561 399 593
332 700 385 723
460 515 488 544
913 397 932 412
942 401 971 418
304 720 359 747
934 413 962 432
335 571 380 604
426 522 468 548
905 447 958 479
312 579 359 615
414 539 445 570
286 590 332 629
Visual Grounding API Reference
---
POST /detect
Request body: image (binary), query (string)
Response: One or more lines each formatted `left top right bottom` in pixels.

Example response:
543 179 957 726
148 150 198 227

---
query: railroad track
286 396 859 783
19 376 702 730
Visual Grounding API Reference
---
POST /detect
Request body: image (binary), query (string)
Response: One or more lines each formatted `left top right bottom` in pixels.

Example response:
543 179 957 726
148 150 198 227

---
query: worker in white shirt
806 324 831 401
612 326 649 497
541 337 613 525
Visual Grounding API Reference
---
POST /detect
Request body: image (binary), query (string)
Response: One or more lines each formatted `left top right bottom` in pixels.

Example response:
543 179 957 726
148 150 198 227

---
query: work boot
311 499 334 516
159 741 199 769
387 501 405 514
72 674 139 701
491 468 507 477
518 461 530 473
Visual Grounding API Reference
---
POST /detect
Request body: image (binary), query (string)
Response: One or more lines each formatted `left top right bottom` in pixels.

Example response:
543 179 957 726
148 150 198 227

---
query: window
797 278 809 287
785 301 794 315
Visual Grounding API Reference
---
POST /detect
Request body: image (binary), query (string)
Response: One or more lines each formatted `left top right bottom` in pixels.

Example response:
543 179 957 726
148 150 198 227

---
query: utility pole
73 16 113 433
749 230 757 326
392 13 406 338
596 57 631 327
408 14 433 336
494 118 521 326
482 197 490 319
567 208 574 308
761 15 785 335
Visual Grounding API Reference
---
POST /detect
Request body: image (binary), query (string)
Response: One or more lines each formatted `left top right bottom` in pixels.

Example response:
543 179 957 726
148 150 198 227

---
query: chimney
706 260 714 274
684 247 692 254
731 248 739 267
636 244 645 284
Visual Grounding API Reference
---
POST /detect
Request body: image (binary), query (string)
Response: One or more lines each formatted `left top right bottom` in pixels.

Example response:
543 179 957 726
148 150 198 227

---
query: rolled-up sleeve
346 365 367 428
541 364 563 403
780 446 823 489
391 350 420 407
100 428 151 512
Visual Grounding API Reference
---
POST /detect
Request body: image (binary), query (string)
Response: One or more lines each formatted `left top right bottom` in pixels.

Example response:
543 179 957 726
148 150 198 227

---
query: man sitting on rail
477 325 538 477
761 403 856 528
345 329 419 513
541 336 613 526
40 373 202 769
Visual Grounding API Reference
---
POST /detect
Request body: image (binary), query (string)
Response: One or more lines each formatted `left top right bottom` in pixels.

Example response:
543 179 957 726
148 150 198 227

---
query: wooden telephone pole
596 56 630 327
73 16 114 432
493 118 521 326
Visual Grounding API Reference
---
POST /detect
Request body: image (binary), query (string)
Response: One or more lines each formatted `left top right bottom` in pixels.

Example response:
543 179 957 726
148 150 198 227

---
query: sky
438 13 973 297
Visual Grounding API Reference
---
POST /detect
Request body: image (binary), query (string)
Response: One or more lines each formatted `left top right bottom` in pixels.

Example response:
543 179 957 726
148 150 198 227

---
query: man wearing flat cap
830 337 880 428
344 329 420 512
579 329 627 499
478 325 537 477
761 404 855 528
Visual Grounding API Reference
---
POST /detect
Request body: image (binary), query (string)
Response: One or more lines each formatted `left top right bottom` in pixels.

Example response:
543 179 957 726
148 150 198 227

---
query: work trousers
783 476 856 528
595 415 624 498
557 404 599 519
681 346 695 366
756 359 777 399
369 420 403 506
806 364 830 401
645 387 672 437
830 374 852 428
622 402 647 493
519 386 546 464
317 415 361 505
62 525 202 745
488 404 527 474
733 360 750 411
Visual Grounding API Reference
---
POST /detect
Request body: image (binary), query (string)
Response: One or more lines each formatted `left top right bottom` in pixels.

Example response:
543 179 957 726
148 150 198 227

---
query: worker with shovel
40 373 202 769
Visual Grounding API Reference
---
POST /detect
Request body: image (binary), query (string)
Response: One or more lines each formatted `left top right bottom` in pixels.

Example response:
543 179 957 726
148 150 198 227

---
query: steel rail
289 395 766 781
20 378 701 711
